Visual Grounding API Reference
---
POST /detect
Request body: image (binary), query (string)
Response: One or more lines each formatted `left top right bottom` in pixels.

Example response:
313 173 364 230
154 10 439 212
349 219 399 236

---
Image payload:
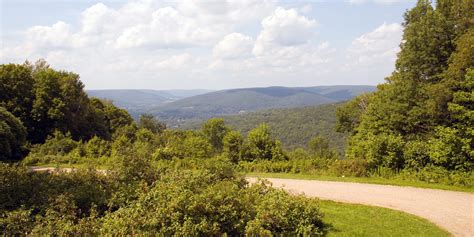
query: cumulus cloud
115 7 222 49
26 21 73 49
1 0 404 88
346 22 403 67
253 7 317 56
211 8 330 74
213 33 254 60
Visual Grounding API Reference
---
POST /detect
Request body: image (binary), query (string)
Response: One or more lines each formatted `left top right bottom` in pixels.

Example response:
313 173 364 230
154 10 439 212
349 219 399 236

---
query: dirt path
248 177 474 237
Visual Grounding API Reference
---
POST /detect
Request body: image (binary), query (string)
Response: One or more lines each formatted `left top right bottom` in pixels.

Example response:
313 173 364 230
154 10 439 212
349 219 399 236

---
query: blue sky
1 0 417 89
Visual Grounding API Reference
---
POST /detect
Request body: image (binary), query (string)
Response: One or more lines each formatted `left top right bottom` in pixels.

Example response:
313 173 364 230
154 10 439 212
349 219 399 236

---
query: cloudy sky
1 0 416 90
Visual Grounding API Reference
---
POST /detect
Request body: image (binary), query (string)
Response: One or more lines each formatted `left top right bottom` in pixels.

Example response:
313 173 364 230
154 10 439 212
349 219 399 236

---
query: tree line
337 0 473 173
0 60 133 160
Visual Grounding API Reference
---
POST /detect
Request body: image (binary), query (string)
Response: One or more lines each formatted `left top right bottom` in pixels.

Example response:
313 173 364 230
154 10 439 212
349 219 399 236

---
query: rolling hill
86 89 212 118
181 103 348 153
150 85 375 125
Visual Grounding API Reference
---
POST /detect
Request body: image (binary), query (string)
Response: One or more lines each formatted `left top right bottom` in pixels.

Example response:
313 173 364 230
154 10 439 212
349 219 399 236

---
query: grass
247 172 474 193
320 200 450 237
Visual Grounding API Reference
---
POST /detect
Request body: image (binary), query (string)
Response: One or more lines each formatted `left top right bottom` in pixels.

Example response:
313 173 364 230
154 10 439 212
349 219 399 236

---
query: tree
245 124 286 161
341 0 473 172
0 107 27 160
1 60 129 144
223 131 244 163
102 101 134 135
138 114 166 134
202 118 229 152
0 64 34 130
182 135 213 159
336 94 370 134
308 136 335 159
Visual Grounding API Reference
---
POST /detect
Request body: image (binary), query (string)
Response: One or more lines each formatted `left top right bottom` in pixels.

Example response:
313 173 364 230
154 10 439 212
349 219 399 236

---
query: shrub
329 159 369 177
245 187 324 236
85 136 111 158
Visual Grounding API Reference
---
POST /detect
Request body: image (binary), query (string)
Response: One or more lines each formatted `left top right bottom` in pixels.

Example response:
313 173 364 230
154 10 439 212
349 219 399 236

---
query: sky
0 0 417 90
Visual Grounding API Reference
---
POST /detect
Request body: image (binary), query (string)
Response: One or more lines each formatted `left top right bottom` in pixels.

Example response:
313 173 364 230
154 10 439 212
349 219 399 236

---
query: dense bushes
0 158 324 235
22 117 473 188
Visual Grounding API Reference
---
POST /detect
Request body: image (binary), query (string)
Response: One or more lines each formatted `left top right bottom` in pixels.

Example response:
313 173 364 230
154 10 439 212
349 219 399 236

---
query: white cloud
346 22 403 67
253 7 316 56
349 0 409 4
208 6 330 74
115 6 222 49
3 0 398 89
26 21 73 49
213 33 254 60
144 53 195 70
176 0 275 23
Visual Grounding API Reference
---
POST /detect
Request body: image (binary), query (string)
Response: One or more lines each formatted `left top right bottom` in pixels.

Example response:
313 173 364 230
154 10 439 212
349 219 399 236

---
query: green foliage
85 136 111 158
183 135 213 159
0 60 135 159
245 124 287 161
0 158 325 235
329 159 369 177
202 118 229 152
150 86 375 126
138 113 166 134
341 0 474 173
347 132 405 170
336 94 370 134
308 136 337 159
22 131 79 165
428 126 472 171
0 107 27 160
223 130 244 163
245 187 323 236
186 103 348 153
0 64 34 129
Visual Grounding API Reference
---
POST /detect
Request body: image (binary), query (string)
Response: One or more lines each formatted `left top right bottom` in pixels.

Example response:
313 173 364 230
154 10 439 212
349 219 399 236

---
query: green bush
245 187 324 236
329 159 369 177
85 136 111 158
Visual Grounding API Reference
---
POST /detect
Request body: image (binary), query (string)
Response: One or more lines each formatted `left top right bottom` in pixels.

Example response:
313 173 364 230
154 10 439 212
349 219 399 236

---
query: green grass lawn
320 200 450 237
247 172 474 193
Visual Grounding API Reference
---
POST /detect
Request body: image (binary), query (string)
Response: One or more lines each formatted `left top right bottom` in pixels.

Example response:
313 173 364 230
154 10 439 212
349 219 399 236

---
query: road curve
247 177 474 237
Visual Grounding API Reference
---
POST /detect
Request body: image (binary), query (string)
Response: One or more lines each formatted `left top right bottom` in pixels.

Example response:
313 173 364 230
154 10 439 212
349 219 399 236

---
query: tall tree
0 107 27 160
340 0 473 171
202 118 229 152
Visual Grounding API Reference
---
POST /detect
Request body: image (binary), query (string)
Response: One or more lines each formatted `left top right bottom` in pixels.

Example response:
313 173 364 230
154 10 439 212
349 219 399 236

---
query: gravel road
248 177 474 237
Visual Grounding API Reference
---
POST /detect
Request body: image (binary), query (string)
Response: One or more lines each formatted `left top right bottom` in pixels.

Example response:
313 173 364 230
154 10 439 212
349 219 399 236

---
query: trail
248 177 474 237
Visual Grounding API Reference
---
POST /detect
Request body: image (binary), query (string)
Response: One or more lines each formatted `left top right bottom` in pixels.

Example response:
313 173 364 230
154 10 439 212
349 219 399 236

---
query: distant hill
150 85 375 125
86 89 212 118
182 103 348 153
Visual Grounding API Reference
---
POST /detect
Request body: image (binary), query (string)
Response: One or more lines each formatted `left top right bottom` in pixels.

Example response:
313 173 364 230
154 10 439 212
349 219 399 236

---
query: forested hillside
150 86 375 124
183 103 347 153
337 0 473 173
87 89 212 118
